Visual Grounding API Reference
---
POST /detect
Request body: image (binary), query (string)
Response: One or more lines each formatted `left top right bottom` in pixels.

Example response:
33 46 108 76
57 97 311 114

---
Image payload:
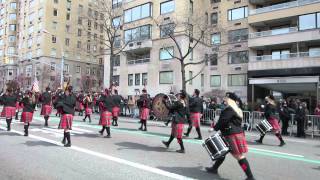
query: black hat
194 89 200 96
179 90 187 99
226 92 239 102
46 87 50 91
67 86 73 92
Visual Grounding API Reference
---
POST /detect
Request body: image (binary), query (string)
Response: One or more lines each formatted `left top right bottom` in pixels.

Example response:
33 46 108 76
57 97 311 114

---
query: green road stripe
32 116 320 165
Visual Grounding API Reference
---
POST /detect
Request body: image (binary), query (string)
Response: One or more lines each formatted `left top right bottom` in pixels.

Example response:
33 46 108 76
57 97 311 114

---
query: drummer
205 92 255 180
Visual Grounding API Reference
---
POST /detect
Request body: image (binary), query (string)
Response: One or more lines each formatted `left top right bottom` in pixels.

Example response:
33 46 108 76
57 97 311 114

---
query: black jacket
57 94 77 115
214 106 243 136
112 95 122 107
41 92 52 105
189 96 203 113
99 95 113 112
164 100 187 124
264 104 277 119
21 97 36 113
137 94 151 109
279 107 290 120
0 94 17 107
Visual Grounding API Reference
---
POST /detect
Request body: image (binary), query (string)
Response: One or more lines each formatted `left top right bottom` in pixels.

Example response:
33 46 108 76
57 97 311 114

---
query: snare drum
203 133 229 160
256 119 272 135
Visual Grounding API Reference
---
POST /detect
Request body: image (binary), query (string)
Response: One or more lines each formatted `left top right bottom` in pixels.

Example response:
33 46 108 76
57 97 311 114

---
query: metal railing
251 51 320 61
127 58 150 65
250 0 320 15
249 27 298 39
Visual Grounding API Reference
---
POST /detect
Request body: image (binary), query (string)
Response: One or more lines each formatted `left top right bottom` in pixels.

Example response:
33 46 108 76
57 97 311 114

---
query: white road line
0 126 195 180
245 133 307 143
249 147 304 158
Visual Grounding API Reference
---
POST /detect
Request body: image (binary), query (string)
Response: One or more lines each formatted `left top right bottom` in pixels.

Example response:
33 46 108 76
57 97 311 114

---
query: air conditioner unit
129 43 134 47
137 42 141 45
235 67 241 71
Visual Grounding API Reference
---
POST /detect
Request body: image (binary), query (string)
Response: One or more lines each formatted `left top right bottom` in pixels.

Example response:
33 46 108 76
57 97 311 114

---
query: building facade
0 0 104 92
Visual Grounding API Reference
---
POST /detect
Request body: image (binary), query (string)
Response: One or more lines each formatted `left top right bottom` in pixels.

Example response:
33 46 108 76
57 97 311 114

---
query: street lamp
42 29 64 88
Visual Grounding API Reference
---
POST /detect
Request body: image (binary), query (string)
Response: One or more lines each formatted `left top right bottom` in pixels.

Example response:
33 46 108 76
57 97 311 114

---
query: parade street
0 111 319 180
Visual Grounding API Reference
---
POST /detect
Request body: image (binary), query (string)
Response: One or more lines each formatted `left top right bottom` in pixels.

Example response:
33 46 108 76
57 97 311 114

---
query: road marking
245 134 307 143
0 126 194 180
249 147 304 158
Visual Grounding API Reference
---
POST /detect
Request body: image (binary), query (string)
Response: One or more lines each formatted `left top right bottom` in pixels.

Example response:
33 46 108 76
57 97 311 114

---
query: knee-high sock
259 134 265 142
185 126 192 136
100 126 106 132
144 121 147 129
178 139 184 150
238 158 254 178
66 132 71 145
106 127 111 135
6 118 12 130
195 127 202 138
275 133 284 143
62 132 66 143
139 120 143 129
88 115 91 122
44 116 49 126
212 156 226 170
167 135 174 145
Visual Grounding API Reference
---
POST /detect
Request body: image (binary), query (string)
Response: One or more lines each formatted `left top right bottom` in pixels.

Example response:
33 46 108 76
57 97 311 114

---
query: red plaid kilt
58 114 73 130
190 112 202 128
112 107 120 118
85 108 93 115
79 103 84 110
268 117 281 132
57 107 63 114
3 107 16 119
16 102 23 111
140 108 150 121
99 111 112 127
21 112 33 123
171 123 184 139
225 132 248 156
41 105 52 116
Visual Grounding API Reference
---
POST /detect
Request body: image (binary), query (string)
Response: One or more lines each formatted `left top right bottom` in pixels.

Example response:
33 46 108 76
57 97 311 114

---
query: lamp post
42 29 64 88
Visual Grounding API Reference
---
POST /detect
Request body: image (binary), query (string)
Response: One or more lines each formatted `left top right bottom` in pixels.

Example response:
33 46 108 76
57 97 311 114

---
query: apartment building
104 0 251 100
0 0 104 91
248 0 320 108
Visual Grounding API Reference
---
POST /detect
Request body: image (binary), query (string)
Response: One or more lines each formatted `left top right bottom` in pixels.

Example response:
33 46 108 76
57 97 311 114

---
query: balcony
249 51 320 71
123 39 152 52
127 58 150 65
249 0 320 24
248 28 320 48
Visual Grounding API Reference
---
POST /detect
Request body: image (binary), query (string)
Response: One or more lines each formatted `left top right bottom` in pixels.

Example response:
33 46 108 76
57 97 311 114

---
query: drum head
152 93 169 119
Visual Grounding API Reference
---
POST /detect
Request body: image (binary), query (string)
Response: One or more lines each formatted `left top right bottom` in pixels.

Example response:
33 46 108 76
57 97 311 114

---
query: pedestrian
57 86 77 147
0 88 18 131
40 87 52 127
315 103 320 131
206 92 255 180
279 101 290 135
20 90 36 136
255 95 285 146
184 89 203 140
162 90 187 153
127 96 135 117
98 89 113 138
295 102 306 138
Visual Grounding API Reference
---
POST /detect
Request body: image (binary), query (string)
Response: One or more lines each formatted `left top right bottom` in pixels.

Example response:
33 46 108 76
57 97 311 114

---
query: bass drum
152 93 177 119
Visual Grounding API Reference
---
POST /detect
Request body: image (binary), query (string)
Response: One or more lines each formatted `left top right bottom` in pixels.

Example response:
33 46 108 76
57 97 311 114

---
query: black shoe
64 143 71 147
164 122 169 126
246 177 255 180
115 124 118 126
24 133 28 136
99 130 103 135
176 149 185 153
138 127 143 130
105 135 111 138
184 133 189 137
279 141 286 147
162 141 169 148
142 128 147 131
62 139 66 145
205 167 218 174
194 137 202 140
255 139 263 144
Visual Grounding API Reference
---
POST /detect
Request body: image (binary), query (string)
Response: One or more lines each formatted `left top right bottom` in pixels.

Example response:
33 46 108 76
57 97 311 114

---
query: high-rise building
0 0 104 91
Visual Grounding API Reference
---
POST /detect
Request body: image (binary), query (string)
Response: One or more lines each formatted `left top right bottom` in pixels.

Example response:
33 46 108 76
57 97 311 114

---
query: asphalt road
0 109 320 180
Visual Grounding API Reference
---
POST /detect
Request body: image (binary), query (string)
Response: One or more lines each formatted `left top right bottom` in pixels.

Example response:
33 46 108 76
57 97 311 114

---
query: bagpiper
40 87 52 127
112 89 123 126
57 86 77 147
98 89 113 138
20 90 36 136
1 88 18 131
83 93 93 123
137 89 151 131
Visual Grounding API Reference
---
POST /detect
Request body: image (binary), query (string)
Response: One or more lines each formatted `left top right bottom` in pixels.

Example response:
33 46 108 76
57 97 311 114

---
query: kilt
268 117 281 132
112 107 120 118
85 108 93 115
79 103 84 110
225 132 248 156
41 105 52 116
16 102 23 111
99 111 112 127
171 123 184 139
21 112 33 123
3 107 16 119
58 114 73 130
190 112 202 128
140 108 150 121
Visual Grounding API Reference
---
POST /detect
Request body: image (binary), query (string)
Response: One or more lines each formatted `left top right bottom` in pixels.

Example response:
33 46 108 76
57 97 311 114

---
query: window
10 2 17 9
77 41 81 48
160 0 175 14
8 35 16 42
189 71 193 85
65 38 70 46
160 23 175 38
66 25 70 33
64 64 70 73
299 13 320 30
9 24 16 31
128 74 133 86
201 74 204 87
211 33 221 45
228 28 248 43
112 55 120 66
228 51 248 64
309 47 320 57
228 74 247 86
142 73 148 85
53 9 58 16
210 75 221 87
51 48 57 57
78 29 82 36
52 21 58 30
228 6 248 21
86 67 90 74
211 0 221 3
76 66 81 73
78 17 82 25
160 47 174 60
159 71 173 84
39 8 44 17
9 13 16 20
112 17 121 28
54 0 58 4
66 12 70 20
112 0 122 9
135 73 141 85
114 36 121 48
113 75 120 85
211 13 218 25
52 36 57 43
271 50 290 60
206 54 218 66
189 0 193 14
50 62 56 71
124 25 151 43
124 3 151 23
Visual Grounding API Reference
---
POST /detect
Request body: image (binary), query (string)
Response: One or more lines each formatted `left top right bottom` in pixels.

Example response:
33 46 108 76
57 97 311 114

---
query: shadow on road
312 166 320 171
0 131 21 136
115 141 171 152
23 140 57 147
156 166 229 180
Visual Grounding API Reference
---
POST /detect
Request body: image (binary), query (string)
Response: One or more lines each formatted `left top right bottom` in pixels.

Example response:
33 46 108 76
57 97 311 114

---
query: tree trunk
109 53 114 87
181 61 186 92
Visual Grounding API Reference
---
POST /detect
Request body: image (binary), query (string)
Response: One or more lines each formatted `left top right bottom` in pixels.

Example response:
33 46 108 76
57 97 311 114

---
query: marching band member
57 86 77 147
112 89 122 126
83 93 93 123
98 89 113 138
0 88 18 131
77 91 85 116
137 89 151 131
40 87 52 127
184 89 203 140
255 95 286 146
15 89 23 120
205 92 255 180
162 90 187 153
164 91 175 126
20 90 36 136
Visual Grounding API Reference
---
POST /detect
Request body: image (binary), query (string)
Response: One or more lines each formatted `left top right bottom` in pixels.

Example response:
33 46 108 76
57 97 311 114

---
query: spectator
279 101 290 135
128 96 135 117
295 102 306 138
315 104 320 131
